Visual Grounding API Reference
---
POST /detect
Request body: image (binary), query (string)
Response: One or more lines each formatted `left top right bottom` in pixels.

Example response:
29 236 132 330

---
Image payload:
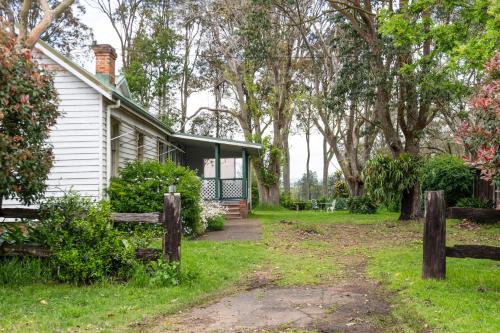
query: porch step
222 201 243 220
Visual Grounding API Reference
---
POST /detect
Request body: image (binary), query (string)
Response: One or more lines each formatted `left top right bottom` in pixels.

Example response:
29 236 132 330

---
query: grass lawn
367 220 500 333
1 208 498 332
0 241 267 332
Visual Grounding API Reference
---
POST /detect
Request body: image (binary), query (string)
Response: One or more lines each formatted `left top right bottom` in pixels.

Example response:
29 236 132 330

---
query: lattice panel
221 179 243 199
201 178 216 199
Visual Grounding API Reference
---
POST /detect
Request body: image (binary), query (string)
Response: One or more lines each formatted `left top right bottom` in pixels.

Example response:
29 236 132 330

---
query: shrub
200 200 227 232
420 155 474 206
128 260 182 287
207 216 225 231
0 26 59 209
333 179 349 198
280 193 294 209
455 197 494 209
33 193 136 284
364 153 422 207
334 197 347 210
347 196 377 214
108 160 202 235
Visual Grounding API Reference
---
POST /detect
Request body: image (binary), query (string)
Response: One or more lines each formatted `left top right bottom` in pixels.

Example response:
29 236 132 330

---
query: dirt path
197 218 262 241
151 281 390 333
146 220 423 333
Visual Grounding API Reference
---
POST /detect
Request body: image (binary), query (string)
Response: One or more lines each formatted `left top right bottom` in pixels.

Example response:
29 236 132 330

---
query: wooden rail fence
423 191 500 280
0 193 182 264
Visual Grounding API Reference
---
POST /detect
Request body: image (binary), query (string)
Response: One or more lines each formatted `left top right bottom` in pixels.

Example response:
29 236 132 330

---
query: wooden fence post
163 193 181 264
422 190 446 279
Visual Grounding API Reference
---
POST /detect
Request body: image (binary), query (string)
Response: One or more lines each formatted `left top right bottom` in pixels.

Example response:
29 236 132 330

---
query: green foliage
207 215 225 231
124 6 180 110
128 260 183 288
34 193 136 284
420 154 474 206
0 257 54 285
0 27 59 207
333 178 349 199
251 176 259 208
364 153 422 207
455 197 494 209
378 0 498 100
279 192 294 209
254 136 281 187
334 197 347 210
108 160 202 235
0 223 31 246
347 196 377 214
0 240 267 332
295 171 322 200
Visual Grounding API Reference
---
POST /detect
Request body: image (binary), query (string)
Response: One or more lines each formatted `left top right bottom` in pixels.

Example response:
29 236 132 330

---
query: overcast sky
80 3 339 184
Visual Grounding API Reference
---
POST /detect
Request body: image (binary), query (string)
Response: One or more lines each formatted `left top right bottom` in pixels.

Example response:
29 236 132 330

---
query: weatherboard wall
2 49 103 208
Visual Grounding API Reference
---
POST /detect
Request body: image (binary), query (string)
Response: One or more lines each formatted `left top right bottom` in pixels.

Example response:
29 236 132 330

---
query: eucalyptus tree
315 19 379 197
201 0 305 205
2 0 92 58
280 0 379 198
325 0 497 219
0 0 76 48
176 0 205 133
90 0 145 68
295 92 316 200
189 110 239 139
124 0 180 117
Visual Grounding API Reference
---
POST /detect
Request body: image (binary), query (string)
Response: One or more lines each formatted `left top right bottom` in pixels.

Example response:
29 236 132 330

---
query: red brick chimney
92 44 117 85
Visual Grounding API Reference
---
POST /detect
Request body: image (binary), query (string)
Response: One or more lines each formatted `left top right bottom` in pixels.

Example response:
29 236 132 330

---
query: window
137 132 144 160
158 141 167 163
110 119 120 177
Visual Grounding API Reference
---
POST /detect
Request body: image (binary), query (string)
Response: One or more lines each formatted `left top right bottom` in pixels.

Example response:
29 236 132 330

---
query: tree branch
22 0 75 48
186 107 237 122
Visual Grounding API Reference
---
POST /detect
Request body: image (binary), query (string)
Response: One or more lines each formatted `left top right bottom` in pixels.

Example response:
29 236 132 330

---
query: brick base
239 199 248 218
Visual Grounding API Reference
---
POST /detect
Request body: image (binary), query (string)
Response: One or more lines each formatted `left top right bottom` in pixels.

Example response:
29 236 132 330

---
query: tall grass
0 258 54 285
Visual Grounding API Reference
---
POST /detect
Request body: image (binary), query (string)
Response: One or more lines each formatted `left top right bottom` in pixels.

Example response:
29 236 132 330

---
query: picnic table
291 200 336 211
292 201 333 211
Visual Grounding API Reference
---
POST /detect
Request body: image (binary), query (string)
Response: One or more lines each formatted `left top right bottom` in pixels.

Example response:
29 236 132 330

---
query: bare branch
21 0 75 48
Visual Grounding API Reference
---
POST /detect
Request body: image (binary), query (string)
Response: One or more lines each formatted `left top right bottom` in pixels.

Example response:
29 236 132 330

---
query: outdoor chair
327 199 336 212
311 199 319 210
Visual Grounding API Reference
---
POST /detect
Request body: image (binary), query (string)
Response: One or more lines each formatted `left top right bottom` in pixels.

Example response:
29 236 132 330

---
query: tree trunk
283 134 290 196
400 182 422 220
322 138 329 197
347 179 364 197
257 181 280 206
305 128 311 200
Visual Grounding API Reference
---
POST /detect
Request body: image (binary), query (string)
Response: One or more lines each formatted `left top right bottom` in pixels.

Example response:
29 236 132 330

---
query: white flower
199 200 228 232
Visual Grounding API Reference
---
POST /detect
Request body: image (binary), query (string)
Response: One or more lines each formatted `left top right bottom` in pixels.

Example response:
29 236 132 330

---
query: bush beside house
0 192 185 286
108 160 203 235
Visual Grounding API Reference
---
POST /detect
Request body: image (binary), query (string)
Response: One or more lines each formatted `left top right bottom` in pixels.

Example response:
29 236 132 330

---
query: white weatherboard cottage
3 42 260 218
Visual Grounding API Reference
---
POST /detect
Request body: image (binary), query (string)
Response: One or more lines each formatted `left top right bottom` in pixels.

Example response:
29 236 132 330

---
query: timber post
422 190 446 279
215 143 221 200
163 193 182 264
242 148 248 200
